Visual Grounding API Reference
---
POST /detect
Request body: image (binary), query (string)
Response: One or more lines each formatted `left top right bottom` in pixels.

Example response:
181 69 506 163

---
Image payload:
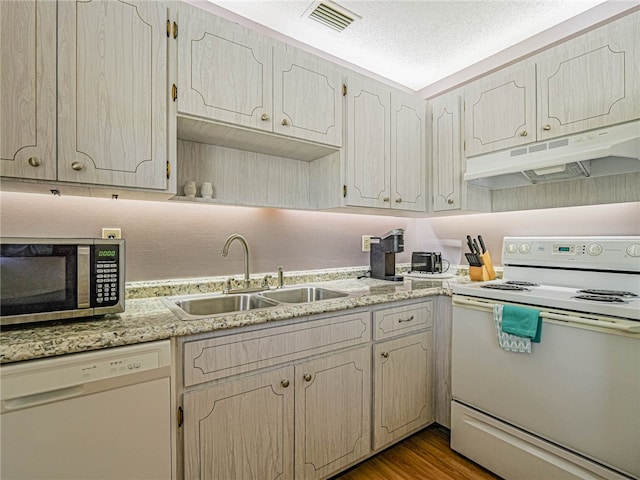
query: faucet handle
277 266 284 288
223 277 234 294
261 275 272 289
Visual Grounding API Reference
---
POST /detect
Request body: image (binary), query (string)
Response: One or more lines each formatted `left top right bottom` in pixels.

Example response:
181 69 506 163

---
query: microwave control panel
91 244 121 307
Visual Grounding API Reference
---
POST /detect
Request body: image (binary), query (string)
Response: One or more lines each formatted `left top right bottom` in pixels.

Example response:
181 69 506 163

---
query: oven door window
0 245 77 316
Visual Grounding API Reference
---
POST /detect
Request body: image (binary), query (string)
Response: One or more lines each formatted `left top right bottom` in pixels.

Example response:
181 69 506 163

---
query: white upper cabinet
0 0 57 181
391 91 426 211
463 10 639 157
177 4 273 132
273 46 343 147
346 75 391 208
431 93 462 211
537 11 640 140
345 74 426 211
177 3 343 147
57 0 169 189
1 0 171 191
464 63 536 157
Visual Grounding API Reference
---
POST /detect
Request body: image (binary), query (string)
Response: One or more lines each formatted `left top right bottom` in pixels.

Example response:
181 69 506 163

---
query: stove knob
505 243 518 254
627 244 640 257
586 243 603 256
519 243 531 254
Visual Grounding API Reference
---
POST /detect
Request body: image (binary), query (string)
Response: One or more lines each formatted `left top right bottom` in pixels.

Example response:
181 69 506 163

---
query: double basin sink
163 286 350 321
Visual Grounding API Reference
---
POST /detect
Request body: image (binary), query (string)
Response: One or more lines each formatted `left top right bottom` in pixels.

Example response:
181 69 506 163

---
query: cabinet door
464 63 536 157
273 47 343 146
177 3 273 132
537 11 640 140
295 346 371 480
431 93 462 211
57 0 168 189
0 0 56 180
373 331 433 450
346 75 391 208
183 367 294 480
390 91 426 211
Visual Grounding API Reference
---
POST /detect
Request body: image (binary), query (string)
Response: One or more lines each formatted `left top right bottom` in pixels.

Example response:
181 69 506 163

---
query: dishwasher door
1 340 172 480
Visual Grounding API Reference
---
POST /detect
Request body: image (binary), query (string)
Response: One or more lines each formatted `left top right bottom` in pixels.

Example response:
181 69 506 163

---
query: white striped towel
493 304 531 354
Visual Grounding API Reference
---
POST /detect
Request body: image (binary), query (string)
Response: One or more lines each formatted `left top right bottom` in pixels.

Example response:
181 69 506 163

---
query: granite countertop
0 267 477 364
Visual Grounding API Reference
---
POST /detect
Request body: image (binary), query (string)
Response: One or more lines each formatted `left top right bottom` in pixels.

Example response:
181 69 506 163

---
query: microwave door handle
77 246 91 308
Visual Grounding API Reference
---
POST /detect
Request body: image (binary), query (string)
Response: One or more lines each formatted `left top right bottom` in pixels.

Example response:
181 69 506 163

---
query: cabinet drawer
183 311 371 386
373 301 433 340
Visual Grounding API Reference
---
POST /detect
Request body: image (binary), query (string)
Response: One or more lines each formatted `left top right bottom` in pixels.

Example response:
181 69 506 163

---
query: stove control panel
502 236 640 272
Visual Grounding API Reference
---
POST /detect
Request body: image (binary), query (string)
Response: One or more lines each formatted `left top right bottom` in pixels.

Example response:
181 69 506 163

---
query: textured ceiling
208 0 609 91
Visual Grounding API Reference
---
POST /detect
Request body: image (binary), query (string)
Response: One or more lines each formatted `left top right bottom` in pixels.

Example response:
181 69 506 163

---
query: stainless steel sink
259 287 348 304
162 293 279 320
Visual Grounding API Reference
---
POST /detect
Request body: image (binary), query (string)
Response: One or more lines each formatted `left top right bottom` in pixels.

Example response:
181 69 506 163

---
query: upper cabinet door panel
273 49 343 147
537 11 640 140
464 63 536 157
0 0 56 180
57 0 168 189
431 94 462 211
346 76 390 208
177 3 273 131
391 92 426 211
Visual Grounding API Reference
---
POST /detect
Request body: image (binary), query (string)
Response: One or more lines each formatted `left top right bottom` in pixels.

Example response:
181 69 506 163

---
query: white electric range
451 236 640 480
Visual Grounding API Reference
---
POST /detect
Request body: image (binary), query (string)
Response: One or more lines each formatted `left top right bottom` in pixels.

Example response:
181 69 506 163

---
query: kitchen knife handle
472 239 481 255
478 235 486 253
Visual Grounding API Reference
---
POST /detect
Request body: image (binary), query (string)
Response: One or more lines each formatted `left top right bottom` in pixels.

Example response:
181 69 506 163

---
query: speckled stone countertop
0 266 483 364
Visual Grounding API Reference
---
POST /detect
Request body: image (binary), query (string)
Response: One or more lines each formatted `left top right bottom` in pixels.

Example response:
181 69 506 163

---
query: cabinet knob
303 373 312 382
543 124 551 131
27 157 42 167
395 197 402 203
281 379 290 388
447 198 454 205
381 352 389 358
71 162 85 172
281 118 289 126
383 197 390 202
261 113 269 121
520 130 528 137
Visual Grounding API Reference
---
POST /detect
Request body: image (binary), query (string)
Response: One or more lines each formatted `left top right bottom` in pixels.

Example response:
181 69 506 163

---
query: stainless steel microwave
0 238 125 326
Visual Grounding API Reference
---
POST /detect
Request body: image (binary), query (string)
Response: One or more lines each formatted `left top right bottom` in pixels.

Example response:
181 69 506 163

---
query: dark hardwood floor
333 425 501 480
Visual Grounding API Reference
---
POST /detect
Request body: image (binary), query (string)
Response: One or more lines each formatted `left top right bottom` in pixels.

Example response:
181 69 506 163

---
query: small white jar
200 182 213 199
183 180 196 198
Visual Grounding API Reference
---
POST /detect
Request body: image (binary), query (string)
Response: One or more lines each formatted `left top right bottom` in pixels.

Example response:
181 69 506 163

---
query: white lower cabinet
294 347 371 480
179 300 434 479
373 331 433 450
183 367 295 480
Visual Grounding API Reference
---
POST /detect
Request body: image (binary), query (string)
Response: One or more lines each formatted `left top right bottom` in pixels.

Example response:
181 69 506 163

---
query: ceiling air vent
307 1 357 32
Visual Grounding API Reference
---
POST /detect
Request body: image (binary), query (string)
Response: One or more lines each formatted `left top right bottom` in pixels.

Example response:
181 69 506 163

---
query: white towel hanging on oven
493 304 531 353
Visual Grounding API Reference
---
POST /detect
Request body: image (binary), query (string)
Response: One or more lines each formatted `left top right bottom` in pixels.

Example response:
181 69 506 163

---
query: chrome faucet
222 234 252 290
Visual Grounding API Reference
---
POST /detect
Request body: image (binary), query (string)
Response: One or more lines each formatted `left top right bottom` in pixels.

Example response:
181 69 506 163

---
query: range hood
464 120 640 189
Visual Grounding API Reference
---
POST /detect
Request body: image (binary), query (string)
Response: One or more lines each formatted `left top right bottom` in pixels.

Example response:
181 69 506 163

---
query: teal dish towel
501 305 542 343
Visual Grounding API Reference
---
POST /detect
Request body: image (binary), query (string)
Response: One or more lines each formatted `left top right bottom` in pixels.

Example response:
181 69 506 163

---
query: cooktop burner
573 295 627 303
577 289 638 298
505 281 539 287
481 284 530 291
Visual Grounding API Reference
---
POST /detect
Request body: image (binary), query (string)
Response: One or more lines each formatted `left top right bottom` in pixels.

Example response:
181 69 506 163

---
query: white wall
1 192 638 282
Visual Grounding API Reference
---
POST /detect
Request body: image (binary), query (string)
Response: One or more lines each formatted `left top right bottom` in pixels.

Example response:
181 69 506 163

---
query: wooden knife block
469 251 496 281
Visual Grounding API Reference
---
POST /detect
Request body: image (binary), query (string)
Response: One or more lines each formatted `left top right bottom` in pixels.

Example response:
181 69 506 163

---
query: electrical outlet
102 228 122 239
362 235 372 252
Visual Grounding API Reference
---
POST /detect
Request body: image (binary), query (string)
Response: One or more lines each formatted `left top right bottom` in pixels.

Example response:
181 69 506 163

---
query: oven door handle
539 312 640 333
453 296 640 333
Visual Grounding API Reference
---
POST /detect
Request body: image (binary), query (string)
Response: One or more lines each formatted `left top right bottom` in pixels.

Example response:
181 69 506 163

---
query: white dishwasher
1 340 172 480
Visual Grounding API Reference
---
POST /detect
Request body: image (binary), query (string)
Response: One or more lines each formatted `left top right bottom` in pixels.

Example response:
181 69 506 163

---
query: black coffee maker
370 229 404 281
